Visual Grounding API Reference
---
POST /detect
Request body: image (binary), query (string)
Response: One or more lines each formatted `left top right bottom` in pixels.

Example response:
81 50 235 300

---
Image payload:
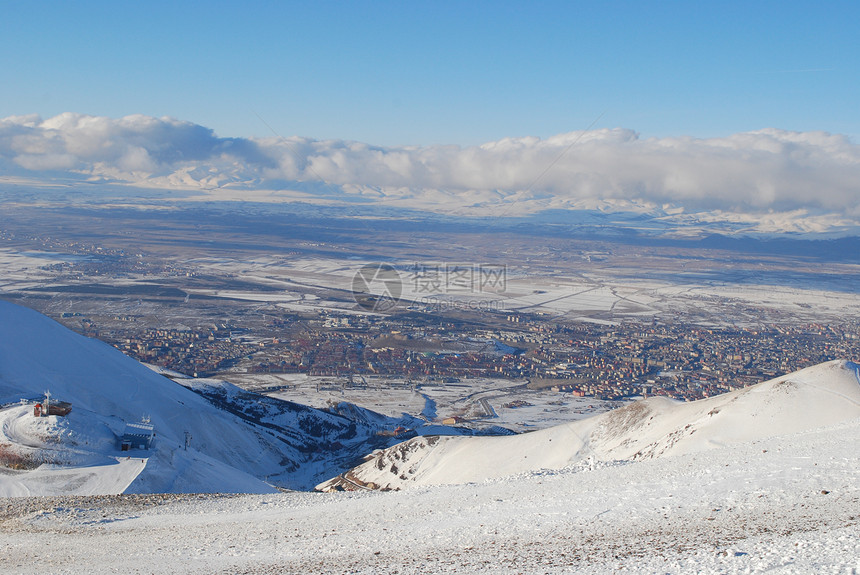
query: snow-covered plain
179 253 860 325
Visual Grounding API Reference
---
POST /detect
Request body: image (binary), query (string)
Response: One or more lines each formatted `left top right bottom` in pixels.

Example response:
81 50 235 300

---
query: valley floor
2 417 858 574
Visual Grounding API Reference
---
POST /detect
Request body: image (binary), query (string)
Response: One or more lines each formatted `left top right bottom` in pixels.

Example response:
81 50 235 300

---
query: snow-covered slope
319 360 860 490
0 301 308 495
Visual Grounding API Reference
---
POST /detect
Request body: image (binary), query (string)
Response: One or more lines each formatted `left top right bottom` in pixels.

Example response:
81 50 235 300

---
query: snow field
1 417 858 574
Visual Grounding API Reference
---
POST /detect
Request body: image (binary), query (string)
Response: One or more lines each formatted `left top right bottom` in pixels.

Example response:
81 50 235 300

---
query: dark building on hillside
120 420 155 451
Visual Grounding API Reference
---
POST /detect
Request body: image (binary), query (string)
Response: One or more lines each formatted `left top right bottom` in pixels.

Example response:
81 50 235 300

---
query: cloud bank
2 113 859 223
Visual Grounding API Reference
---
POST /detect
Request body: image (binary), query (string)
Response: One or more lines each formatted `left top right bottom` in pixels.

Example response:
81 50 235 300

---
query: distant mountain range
3 113 860 241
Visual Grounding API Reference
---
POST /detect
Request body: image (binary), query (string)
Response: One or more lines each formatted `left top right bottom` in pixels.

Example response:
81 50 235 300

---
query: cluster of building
478 321 860 400
102 308 860 402
113 326 252 376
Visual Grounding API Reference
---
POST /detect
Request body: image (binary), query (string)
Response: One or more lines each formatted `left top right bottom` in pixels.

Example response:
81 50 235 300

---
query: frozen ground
1 416 857 574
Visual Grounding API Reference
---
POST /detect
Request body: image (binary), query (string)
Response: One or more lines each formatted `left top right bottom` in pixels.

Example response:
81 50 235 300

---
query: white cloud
1 113 859 224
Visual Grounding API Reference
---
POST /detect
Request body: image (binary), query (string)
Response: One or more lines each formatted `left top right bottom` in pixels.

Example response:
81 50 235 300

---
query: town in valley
2 203 858 430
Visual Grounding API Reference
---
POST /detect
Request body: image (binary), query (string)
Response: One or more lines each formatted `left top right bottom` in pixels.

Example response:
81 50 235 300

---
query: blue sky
2 1 858 146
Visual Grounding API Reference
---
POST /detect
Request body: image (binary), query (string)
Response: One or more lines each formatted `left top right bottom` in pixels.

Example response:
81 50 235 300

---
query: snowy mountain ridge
319 359 860 491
